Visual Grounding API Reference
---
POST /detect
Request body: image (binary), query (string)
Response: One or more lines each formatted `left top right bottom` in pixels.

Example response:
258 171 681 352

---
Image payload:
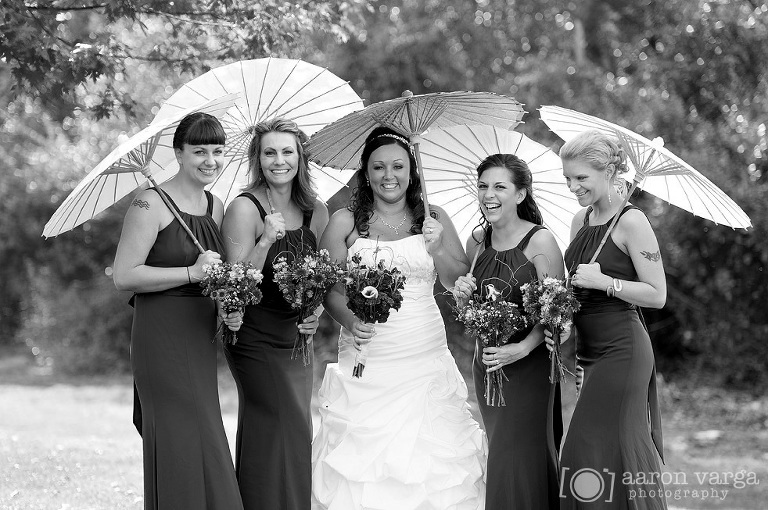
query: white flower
246 268 263 282
485 284 502 301
361 286 379 300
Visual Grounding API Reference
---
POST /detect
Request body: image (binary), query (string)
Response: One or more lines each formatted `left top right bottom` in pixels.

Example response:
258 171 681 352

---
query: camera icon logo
561 467 616 503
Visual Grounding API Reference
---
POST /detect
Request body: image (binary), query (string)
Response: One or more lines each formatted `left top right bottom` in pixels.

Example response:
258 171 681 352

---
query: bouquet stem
291 332 312 366
485 369 506 407
217 313 239 345
291 308 313 366
352 341 368 378
549 325 566 384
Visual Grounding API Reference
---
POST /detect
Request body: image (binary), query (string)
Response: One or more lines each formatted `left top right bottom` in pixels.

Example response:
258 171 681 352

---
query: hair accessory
373 133 410 146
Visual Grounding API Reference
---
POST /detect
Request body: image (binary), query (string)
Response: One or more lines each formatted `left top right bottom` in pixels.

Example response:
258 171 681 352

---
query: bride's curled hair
348 126 426 237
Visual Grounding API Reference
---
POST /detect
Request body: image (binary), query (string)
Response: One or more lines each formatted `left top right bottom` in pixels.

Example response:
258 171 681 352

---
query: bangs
183 119 226 146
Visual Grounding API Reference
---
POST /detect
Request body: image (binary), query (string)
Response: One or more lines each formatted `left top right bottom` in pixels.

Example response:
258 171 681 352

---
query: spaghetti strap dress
561 205 666 509
130 188 243 510
224 192 316 510
471 225 562 509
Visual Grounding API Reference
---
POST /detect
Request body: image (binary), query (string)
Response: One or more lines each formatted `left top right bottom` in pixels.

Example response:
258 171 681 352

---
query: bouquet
455 284 528 406
344 252 406 377
521 277 580 383
273 249 346 365
199 261 264 345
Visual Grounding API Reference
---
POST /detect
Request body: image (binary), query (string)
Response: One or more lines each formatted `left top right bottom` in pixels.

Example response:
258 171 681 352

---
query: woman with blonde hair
552 130 667 509
222 117 329 510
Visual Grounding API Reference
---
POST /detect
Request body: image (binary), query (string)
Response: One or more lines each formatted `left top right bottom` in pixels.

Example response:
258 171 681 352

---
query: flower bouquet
273 249 346 365
199 261 264 345
521 277 580 383
344 252 406 378
455 284 528 406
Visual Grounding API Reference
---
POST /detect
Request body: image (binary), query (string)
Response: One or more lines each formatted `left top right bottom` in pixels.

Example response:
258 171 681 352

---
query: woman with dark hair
452 153 564 509
311 126 487 509
221 118 329 510
114 112 243 509
550 130 667 509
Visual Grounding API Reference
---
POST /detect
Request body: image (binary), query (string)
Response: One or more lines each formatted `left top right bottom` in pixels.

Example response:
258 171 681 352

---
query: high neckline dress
131 188 243 510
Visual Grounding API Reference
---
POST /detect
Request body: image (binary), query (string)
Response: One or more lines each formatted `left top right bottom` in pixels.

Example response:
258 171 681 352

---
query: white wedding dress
312 235 487 510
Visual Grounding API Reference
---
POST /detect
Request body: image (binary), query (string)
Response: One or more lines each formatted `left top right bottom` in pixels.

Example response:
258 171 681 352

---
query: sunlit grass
1 350 766 509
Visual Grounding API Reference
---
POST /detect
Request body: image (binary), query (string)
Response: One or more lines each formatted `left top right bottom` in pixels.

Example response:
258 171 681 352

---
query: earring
608 192 612 205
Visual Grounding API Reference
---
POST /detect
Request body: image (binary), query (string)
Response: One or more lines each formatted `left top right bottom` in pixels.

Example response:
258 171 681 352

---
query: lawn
1 350 766 510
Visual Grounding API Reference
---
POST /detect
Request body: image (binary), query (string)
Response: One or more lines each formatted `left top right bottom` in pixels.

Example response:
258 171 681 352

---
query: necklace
265 187 277 214
378 212 408 235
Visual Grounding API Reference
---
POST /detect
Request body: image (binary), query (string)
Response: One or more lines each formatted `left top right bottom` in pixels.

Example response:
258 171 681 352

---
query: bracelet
606 284 615 297
186 266 192 284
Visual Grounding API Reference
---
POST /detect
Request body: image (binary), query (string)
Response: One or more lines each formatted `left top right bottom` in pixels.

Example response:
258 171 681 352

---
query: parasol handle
146 175 206 255
469 234 483 274
410 140 431 218
587 180 638 264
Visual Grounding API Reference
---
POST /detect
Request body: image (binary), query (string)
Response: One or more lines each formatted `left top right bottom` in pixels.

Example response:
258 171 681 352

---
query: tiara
373 133 410 146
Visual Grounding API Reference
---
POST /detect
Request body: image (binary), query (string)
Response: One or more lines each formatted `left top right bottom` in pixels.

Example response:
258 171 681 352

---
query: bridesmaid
453 154 564 509
551 130 667 509
113 112 243 509
221 118 329 510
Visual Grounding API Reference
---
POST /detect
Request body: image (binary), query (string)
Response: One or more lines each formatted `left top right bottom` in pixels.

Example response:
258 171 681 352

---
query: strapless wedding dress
312 235 487 510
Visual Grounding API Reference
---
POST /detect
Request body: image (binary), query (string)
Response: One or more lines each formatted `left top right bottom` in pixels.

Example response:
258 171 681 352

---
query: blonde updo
559 130 629 179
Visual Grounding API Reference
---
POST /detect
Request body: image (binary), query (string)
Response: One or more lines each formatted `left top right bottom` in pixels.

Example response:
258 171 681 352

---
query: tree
0 0 369 360
1 0 367 119
314 0 768 389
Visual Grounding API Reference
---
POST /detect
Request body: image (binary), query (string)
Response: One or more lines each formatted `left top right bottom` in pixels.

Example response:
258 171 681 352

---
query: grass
1 349 766 509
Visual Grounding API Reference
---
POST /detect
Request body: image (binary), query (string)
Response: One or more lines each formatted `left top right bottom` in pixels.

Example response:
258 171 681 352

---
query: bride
312 126 487 509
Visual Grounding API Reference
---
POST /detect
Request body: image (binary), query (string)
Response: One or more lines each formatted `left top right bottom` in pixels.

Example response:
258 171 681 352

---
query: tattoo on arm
641 250 660 262
131 199 150 210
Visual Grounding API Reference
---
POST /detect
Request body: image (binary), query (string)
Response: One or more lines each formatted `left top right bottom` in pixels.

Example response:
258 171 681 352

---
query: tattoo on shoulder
641 250 660 262
131 198 150 210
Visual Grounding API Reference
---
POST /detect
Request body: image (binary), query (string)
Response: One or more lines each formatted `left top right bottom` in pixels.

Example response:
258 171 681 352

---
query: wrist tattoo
641 250 660 262
132 199 150 210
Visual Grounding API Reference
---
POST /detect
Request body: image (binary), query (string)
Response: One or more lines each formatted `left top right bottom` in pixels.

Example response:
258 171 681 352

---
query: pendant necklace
379 212 408 235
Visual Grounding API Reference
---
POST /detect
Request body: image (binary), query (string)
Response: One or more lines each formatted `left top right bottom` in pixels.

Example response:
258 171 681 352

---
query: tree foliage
2 0 767 389
1 0 366 119
317 0 768 389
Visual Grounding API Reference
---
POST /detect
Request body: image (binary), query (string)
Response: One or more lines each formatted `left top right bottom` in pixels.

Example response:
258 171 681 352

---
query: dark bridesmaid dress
561 205 666 509
225 192 315 510
130 189 243 510
471 225 562 509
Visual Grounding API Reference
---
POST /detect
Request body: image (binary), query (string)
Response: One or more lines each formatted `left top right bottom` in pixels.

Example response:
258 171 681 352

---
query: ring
276 231 284 239
426 227 433 233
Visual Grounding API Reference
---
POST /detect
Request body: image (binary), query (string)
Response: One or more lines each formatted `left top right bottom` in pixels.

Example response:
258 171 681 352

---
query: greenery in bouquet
520 276 580 383
344 252 406 377
199 261 263 345
455 284 528 406
273 249 346 365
